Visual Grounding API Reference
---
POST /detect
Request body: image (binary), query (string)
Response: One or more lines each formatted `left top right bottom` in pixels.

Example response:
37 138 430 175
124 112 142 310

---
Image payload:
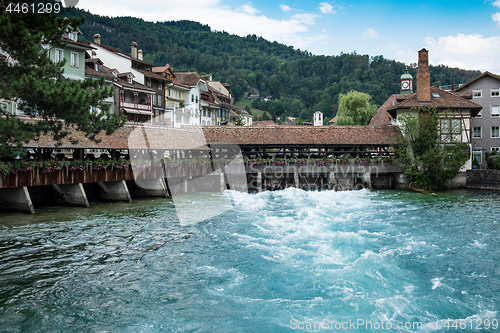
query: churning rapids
0 189 498 332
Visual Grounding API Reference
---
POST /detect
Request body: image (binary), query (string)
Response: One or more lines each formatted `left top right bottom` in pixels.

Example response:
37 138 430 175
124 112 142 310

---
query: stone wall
466 170 500 190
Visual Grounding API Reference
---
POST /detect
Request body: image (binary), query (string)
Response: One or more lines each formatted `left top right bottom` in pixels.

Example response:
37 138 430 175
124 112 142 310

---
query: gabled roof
136 68 170 82
59 37 94 50
152 64 175 79
174 72 205 86
253 120 277 127
369 94 411 126
454 71 500 92
387 87 482 118
89 42 155 67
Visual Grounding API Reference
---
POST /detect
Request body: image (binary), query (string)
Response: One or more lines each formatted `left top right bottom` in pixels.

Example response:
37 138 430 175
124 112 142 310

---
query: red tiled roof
136 69 170 82
203 126 401 146
328 115 339 124
174 72 204 87
22 124 401 149
387 87 482 118
369 94 411 126
253 120 277 127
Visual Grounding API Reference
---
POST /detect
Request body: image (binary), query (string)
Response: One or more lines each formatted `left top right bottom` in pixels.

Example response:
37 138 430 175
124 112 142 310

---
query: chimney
417 48 430 103
138 49 143 61
131 41 138 59
93 33 101 45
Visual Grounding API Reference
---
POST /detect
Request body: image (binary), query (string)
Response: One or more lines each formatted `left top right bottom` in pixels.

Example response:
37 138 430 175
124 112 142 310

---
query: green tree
235 115 245 126
335 90 377 125
396 108 470 190
0 0 124 157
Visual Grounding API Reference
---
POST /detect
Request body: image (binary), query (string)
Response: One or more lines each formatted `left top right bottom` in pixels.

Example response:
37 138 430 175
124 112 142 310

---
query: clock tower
400 66 413 94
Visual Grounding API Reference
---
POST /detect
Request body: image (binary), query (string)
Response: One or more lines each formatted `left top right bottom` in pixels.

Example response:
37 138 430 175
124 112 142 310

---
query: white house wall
89 44 145 84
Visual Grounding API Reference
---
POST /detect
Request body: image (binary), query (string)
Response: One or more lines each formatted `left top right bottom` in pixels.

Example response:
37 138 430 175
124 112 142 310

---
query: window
67 33 76 41
54 49 63 63
473 127 482 138
492 88 500 97
472 149 482 164
440 118 462 142
147 79 151 87
492 147 500 152
128 75 133 84
158 81 162 90
492 126 500 138
492 105 499 117
473 89 482 98
70 52 79 67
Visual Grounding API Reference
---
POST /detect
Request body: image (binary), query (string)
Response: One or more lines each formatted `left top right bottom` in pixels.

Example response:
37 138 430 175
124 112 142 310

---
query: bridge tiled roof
23 124 401 150
202 126 400 146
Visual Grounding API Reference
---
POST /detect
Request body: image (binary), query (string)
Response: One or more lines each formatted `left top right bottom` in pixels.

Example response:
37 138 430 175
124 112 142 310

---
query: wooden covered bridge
0 124 404 213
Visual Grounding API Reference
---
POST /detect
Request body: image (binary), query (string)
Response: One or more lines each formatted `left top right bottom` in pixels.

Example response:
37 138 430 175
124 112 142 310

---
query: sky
77 0 500 74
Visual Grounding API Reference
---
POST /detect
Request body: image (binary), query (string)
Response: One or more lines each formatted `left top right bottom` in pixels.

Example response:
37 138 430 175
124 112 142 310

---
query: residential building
88 35 165 124
84 57 116 114
200 89 219 126
139 69 170 125
454 72 500 167
173 72 209 126
372 48 482 170
48 29 90 81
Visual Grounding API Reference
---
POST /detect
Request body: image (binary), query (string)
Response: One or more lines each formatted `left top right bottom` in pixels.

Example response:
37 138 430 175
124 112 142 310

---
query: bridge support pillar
0 186 35 214
98 180 132 202
294 172 300 189
134 178 169 198
361 172 372 191
329 172 337 191
52 183 89 207
220 173 225 192
257 173 262 192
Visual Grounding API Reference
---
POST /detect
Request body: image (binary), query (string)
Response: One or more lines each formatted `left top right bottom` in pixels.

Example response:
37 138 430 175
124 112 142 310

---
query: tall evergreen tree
0 0 124 157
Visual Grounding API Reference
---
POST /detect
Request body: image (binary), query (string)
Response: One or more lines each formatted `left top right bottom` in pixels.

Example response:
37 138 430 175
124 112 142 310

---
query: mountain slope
65 8 481 121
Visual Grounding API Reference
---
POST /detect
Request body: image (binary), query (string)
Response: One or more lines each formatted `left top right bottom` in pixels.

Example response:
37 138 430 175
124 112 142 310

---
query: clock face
402 80 409 89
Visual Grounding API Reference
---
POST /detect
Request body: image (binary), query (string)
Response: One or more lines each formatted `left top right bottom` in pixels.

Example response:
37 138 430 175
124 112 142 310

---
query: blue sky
78 0 500 73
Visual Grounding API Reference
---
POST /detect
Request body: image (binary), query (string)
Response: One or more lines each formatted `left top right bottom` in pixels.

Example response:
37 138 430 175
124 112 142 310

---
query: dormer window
67 33 77 42
128 75 133 84
94 63 99 71
112 70 118 78
147 79 151 87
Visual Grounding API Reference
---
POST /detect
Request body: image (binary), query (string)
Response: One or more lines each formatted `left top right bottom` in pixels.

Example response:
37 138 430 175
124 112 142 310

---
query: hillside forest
65 8 481 123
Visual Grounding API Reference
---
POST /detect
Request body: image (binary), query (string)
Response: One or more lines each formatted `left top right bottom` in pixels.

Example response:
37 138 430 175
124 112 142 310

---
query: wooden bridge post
294 172 300 189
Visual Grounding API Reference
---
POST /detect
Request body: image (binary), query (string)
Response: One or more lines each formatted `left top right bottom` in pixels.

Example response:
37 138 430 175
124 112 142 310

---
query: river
0 189 498 332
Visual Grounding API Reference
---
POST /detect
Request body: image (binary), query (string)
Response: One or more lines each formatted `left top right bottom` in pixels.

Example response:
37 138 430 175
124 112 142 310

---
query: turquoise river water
0 189 499 332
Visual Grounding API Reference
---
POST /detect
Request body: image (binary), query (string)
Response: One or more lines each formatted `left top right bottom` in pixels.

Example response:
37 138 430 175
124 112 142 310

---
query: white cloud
493 0 500 26
239 2 259 16
292 13 319 25
361 28 379 40
280 4 292 12
424 34 500 73
319 2 336 14
76 0 325 52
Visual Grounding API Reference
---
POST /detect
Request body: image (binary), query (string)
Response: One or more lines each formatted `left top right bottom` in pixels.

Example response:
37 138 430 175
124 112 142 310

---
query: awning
122 108 152 116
